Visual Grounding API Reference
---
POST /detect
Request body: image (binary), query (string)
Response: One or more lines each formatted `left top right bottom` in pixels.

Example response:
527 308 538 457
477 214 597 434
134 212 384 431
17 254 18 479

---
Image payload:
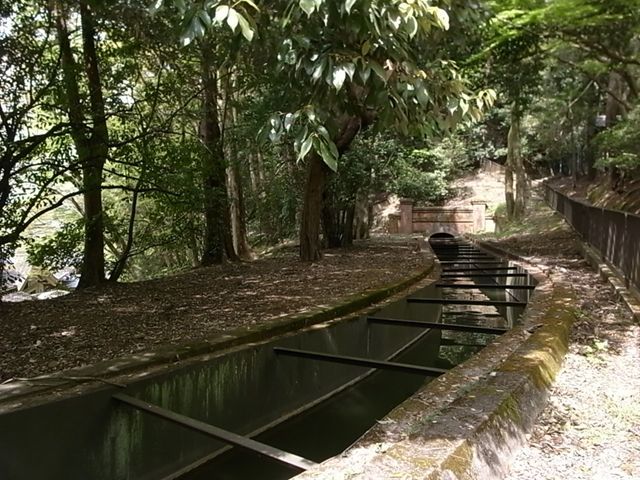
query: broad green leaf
459 99 469 115
215 5 230 22
238 0 259 11
192 16 205 37
343 63 356 80
318 140 338 172
298 135 314 161
317 125 331 141
149 0 164 14
299 0 316 16
332 67 347 91
312 60 326 82
361 40 372 56
369 61 387 82
345 0 357 14
406 16 418 37
284 113 295 131
398 3 411 16
237 13 254 41
359 64 371 83
434 8 449 30
198 10 212 27
227 9 239 31
416 87 430 106
327 139 339 160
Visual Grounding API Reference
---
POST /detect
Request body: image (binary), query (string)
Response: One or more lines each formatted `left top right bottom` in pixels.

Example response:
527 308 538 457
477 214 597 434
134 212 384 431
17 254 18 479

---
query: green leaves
299 0 323 16
331 67 347 91
159 1 258 46
260 108 340 172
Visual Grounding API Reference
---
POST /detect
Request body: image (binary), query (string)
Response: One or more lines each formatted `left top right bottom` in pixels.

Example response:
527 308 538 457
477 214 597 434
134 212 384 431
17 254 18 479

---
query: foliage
245 150 303 245
392 137 475 204
3 0 639 287
260 0 496 171
595 108 640 173
330 133 477 207
27 219 84 272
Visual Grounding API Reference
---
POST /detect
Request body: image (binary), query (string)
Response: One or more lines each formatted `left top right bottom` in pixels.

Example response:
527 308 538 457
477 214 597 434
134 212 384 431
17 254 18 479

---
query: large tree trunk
298 115 367 261
199 42 236 265
300 154 326 261
321 181 343 249
55 1 108 288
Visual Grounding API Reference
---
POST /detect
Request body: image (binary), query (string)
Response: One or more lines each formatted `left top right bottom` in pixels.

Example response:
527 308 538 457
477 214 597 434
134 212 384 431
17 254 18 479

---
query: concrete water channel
0 235 536 480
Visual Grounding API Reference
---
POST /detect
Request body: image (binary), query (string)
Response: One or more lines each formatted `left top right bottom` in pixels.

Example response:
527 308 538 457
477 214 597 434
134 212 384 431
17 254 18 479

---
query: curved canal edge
293 239 576 480
0 246 438 413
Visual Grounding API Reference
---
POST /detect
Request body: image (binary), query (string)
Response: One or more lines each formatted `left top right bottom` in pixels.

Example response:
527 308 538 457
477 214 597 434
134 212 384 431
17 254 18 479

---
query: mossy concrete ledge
294 241 576 480
0 252 436 412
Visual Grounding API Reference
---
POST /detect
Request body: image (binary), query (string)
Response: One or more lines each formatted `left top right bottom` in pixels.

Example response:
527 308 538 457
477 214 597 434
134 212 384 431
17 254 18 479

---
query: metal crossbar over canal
113 393 318 471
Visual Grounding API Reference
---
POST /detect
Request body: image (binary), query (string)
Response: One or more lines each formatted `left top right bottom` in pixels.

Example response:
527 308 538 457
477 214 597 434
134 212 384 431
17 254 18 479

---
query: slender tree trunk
584 117 597 180
605 72 627 192
504 148 515 220
505 106 521 220
225 100 252 260
227 162 252 260
511 114 526 219
365 202 374 238
199 42 236 265
343 204 355 246
55 1 107 288
248 152 260 194
109 183 140 282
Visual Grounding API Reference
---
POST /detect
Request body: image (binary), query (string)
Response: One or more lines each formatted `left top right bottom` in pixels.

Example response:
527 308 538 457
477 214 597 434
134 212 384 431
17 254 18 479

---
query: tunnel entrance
429 232 455 239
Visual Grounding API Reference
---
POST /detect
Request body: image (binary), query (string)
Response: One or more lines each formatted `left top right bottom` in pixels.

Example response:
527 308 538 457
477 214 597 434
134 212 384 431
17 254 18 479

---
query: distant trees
466 0 640 220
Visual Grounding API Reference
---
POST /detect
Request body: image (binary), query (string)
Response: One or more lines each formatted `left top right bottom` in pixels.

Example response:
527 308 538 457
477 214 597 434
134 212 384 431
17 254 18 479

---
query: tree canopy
1 0 638 288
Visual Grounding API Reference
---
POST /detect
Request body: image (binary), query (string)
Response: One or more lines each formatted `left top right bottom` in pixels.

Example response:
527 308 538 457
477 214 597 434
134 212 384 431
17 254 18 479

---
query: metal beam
437 254 492 256
113 393 317 472
439 261 505 265
437 257 495 260
367 316 508 334
442 267 518 272
436 253 492 256
441 338 487 348
436 283 535 290
441 273 529 278
273 347 446 376
441 311 503 318
407 297 527 307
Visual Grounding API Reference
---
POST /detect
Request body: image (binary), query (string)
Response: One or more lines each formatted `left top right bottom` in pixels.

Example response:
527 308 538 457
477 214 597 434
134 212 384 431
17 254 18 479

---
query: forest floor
480 184 640 480
0 237 427 382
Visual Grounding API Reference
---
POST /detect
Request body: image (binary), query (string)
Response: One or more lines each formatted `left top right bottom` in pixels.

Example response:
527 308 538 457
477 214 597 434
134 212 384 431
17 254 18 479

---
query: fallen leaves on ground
0 238 427 382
